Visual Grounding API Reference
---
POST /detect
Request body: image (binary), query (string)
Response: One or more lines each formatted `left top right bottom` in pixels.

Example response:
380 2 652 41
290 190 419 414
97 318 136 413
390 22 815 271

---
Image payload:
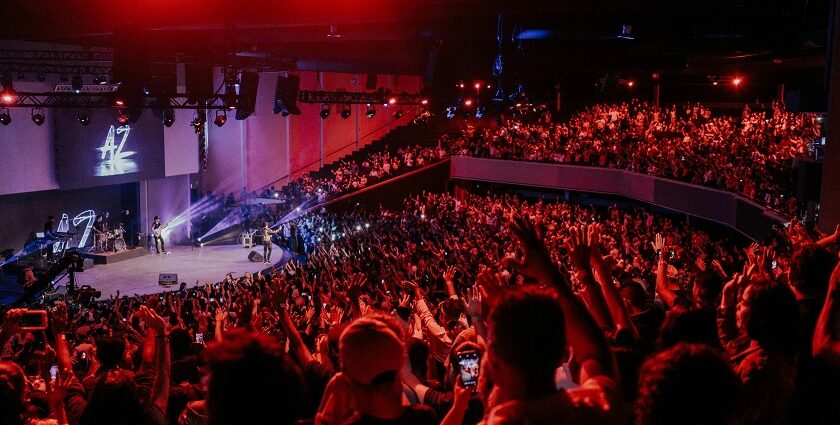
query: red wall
201 70 423 195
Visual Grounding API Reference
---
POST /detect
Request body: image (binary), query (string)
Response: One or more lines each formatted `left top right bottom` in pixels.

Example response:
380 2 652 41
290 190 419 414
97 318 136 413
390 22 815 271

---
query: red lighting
420 99 429 105
117 112 130 125
732 77 743 87
114 99 125 106
651 72 660 80
1 93 14 104
627 80 635 87
464 99 473 107
474 83 481 89
458 83 465 89
388 97 397 105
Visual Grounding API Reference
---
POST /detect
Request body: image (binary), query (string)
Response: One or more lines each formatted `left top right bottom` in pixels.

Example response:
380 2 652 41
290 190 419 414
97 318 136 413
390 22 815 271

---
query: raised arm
139 306 170 415
813 259 840 365
652 233 678 309
507 216 617 381
588 224 639 340
567 226 616 334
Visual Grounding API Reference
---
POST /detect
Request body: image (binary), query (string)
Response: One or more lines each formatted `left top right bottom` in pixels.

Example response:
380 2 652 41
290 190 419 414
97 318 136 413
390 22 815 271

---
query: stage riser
81 248 148 265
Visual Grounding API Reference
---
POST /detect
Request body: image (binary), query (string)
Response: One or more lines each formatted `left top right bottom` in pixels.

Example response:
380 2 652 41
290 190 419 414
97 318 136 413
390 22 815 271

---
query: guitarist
92 215 107 252
152 216 170 254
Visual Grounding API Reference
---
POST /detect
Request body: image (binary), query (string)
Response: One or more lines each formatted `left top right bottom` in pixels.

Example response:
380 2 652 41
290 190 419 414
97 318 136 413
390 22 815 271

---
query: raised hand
443 265 457 283
464 286 482 318
1 308 26 337
398 293 412 308
503 214 555 280
346 274 368 301
50 302 68 336
476 269 505 308
138 306 167 334
566 225 593 271
651 233 666 254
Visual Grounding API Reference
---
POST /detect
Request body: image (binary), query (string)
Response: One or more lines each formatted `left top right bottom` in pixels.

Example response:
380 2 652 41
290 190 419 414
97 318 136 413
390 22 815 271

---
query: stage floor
72 245 287 299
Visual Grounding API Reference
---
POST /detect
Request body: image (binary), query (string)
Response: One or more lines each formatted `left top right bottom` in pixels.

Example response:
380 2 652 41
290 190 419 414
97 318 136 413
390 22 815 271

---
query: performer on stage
92 215 106 251
152 216 170 254
43 216 55 237
260 222 278 264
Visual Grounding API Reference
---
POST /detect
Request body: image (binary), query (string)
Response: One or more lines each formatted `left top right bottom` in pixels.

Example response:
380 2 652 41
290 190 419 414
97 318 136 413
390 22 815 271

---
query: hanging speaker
235 72 259 120
366 74 378 90
185 64 213 104
273 75 301 115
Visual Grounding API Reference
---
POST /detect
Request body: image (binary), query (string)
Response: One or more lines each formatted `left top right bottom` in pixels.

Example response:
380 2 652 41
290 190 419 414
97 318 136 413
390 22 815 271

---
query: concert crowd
2 187 840 424
202 100 820 237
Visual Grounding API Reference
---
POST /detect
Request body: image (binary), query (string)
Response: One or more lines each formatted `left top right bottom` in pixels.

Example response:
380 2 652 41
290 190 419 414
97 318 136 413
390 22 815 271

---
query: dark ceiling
0 0 832 93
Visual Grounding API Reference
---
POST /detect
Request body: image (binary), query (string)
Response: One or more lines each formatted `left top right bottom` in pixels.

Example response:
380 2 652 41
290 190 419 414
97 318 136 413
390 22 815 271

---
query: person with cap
319 317 436 425
152 216 169 254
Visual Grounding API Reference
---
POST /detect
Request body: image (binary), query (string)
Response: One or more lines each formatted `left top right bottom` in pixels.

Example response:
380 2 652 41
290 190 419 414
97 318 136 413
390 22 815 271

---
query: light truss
298 90 424 105
3 92 237 109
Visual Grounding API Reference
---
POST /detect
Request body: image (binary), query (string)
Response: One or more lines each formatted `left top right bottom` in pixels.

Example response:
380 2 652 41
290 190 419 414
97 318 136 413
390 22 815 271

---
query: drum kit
95 224 128 252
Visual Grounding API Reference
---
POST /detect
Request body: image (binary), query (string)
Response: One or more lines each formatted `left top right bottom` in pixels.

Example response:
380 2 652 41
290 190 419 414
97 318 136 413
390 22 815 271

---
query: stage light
117 112 130 125
214 109 227 127
474 83 481 90
463 99 473 107
355 225 361 231
712 81 719 86
71 75 83 93
0 109 10 126
114 99 125 107
732 77 743 87
486 84 491 89
388 97 397 105
475 106 485 119
420 99 429 105
627 80 635 88
77 112 91 126
200 242 205 247
320 104 330 119
340 104 351 119
1 92 15 105
393 109 404 119
31 108 45 126
192 110 206 133
365 223 370 228
457 82 465 89
0 74 17 106
163 109 175 127
365 104 376 119
446 106 456 119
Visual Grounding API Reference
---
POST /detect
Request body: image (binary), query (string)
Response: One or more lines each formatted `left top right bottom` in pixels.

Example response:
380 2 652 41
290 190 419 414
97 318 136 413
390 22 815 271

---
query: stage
68 244 288 299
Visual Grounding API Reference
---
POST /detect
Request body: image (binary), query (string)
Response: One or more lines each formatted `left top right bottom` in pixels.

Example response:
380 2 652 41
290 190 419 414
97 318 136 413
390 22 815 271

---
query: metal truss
0 62 112 76
3 92 236 109
298 90 424 105
0 50 114 62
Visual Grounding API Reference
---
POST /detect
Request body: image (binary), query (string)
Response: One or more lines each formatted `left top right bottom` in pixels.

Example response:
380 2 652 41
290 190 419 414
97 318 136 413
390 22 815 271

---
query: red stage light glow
388 97 397 105
1 94 14 104
464 99 473 106
732 77 743 87
627 80 634 87
474 83 481 89
114 99 125 106
420 99 429 105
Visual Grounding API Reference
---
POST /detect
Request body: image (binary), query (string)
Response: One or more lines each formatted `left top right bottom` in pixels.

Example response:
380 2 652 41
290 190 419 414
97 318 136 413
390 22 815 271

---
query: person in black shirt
261 222 278 264
152 216 169 254
92 215 106 251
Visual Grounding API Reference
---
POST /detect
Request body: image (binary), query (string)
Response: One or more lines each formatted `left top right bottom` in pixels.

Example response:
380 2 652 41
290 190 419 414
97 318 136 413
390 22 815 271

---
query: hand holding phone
456 350 481 390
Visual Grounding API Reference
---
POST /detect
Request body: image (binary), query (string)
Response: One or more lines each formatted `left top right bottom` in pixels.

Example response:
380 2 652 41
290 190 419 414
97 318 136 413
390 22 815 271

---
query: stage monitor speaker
235 72 259 120
273 74 301 115
793 156 824 203
366 74 378 90
159 273 178 287
185 64 213 103
248 251 264 263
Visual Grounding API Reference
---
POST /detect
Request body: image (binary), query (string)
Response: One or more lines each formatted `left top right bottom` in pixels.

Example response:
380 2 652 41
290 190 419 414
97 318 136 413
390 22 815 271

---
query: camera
19 310 48 331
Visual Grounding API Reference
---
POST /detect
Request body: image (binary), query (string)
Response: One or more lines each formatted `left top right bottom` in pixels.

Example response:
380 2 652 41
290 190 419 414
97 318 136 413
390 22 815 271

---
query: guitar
152 221 171 237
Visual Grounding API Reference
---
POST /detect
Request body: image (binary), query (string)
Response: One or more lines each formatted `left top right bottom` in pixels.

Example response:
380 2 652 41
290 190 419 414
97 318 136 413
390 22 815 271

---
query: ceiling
0 0 832 93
